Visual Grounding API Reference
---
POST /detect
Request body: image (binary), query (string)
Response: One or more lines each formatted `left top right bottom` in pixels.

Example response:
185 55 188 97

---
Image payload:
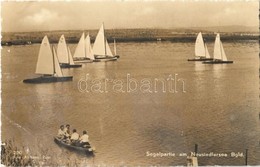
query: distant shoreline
2 28 258 46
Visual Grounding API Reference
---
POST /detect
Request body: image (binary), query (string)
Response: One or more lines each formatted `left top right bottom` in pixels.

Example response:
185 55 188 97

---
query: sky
1 1 259 32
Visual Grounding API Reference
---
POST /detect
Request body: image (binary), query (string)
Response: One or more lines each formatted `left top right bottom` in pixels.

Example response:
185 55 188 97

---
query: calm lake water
1 41 260 165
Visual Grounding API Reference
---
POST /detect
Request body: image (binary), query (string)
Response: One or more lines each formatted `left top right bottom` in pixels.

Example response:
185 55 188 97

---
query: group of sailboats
188 32 233 64
23 23 119 84
23 36 73 83
74 23 119 63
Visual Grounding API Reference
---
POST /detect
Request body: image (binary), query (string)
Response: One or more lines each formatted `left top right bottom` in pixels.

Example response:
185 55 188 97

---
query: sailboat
203 33 233 64
93 23 118 62
188 32 213 61
73 33 94 63
57 34 82 68
114 39 120 58
23 36 73 83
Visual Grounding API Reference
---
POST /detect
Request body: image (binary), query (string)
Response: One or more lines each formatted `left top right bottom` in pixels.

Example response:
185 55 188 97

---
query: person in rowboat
79 130 90 147
70 129 80 146
63 124 71 139
57 125 65 139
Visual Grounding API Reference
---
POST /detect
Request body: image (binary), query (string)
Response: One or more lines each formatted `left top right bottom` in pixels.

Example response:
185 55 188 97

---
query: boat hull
203 60 233 64
95 55 118 59
93 57 117 62
74 59 94 63
23 76 73 84
188 58 213 61
60 64 82 68
54 137 94 155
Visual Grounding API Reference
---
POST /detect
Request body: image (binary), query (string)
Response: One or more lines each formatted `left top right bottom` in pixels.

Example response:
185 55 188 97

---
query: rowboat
54 137 94 155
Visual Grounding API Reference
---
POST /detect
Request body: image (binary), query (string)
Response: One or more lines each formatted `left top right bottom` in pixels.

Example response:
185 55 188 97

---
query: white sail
93 23 106 56
220 41 227 61
68 46 75 65
114 39 117 56
35 36 54 75
74 33 86 58
57 35 69 64
205 43 211 59
53 47 63 77
195 32 205 57
85 34 95 60
213 33 222 60
93 23 114 57
106 40 114 57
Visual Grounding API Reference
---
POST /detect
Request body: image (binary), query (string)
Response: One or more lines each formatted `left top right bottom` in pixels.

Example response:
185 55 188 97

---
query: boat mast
114 38 117 56
203 35 206 58
103 22 107 56
66 45 70 64
219 34 223 61
51 45 56 76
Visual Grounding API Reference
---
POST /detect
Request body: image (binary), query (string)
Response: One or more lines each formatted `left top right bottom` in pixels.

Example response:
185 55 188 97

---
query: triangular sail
195 32 205 57
220 41 227 61
114 39 117 56
85 34 95 60
57 35 69 64
105 40 113 57
35 36 54 75
93 23 106 56
93 23 114 57
213 33 222 60
53 47 63 77
74 33 86 58
205 44 210 59
68 46 75 65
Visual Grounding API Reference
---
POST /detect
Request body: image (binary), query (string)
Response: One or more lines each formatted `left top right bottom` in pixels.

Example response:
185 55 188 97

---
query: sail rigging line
51 45 56 75
101 22 108 56
114 39 117 56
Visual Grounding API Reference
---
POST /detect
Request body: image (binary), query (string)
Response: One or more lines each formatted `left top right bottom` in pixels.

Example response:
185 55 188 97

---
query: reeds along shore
1 139 86 166
2 29 258 46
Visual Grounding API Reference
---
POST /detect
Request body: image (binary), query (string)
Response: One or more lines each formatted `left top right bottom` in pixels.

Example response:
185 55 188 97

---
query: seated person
70 129 80 145
79 130 90 148
57 125 65 139
63 124 71 138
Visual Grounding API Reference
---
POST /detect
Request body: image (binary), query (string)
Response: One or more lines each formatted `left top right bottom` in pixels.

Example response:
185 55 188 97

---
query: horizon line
2 25 259 33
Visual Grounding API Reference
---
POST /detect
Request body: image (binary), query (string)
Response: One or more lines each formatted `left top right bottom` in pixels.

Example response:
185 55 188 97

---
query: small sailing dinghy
114 39 120 58
188 32 213 61
73 33 95 63
203 33 233 64
54 137 94 155
57 34 82 68
23 36 72 83
93 23 118 62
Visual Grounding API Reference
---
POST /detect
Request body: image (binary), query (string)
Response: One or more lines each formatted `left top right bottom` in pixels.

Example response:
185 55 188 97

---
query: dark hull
23 76 73 84
60 64 82 68
115 55 120 58
203 60 233 64
54 137 94 155
188 58 213 61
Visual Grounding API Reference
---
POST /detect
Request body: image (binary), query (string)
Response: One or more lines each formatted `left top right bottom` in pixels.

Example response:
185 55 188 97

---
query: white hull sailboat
74 33 95 63
203 33 233 64
57 34 82 68
23 36 72 83
93 23 118 62
188 32 213 61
